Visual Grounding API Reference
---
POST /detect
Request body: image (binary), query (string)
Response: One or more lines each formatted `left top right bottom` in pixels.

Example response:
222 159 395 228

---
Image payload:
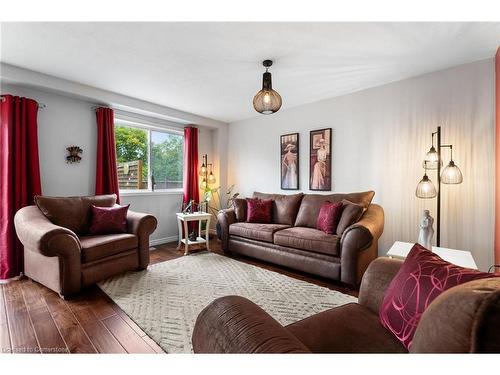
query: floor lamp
415 126 463 247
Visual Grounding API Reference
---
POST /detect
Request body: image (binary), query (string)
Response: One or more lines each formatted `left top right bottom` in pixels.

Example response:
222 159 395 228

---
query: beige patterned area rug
98 252 357 353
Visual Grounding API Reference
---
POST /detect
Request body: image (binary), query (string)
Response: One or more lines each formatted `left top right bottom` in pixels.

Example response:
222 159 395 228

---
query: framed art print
309 128 332 191
280 133 299 190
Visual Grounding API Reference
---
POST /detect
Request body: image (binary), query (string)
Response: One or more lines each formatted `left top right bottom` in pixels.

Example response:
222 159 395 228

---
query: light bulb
263 92 271 104
199 164 207 176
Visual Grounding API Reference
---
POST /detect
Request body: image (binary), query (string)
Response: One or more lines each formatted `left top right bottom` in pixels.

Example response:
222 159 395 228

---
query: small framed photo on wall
309 128 332 191
280 133 299 190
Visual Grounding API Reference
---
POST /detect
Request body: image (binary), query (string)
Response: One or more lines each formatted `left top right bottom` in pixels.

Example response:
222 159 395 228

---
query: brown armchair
192 257 500 353
14 194 157 298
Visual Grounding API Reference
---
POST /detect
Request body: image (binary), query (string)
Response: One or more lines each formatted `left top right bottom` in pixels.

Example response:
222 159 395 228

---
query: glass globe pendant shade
422 146 441 170
207 171 216 185
199 178 207 190
415 174 437 199
199 163 207 177
441 160 463 184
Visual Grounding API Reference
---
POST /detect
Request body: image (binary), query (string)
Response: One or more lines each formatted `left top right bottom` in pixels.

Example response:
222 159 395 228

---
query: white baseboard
150 236 178 247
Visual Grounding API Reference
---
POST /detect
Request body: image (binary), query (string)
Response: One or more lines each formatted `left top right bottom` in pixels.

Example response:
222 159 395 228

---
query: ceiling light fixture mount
253 59 282 115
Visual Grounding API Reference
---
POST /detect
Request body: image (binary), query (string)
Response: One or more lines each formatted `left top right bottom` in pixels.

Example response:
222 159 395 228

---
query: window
115 121 184 192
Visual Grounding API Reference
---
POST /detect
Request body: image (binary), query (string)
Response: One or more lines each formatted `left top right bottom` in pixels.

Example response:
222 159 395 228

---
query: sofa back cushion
233 198 248 222
295 191 374 228
410 277 500 353
35 194 117 235
336 200 365 235
253 192 304 225
379 243 496 350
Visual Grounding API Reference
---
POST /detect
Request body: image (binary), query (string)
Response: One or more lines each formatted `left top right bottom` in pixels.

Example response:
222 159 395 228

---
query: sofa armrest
358 257 403 314
14 205 81 257
339 204 384 285
192 296 311 353
126 210 157 269
217 208 236 253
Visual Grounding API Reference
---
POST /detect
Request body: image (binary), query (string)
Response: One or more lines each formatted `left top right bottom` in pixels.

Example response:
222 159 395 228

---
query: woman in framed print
310 128 332 190
280 133 299 190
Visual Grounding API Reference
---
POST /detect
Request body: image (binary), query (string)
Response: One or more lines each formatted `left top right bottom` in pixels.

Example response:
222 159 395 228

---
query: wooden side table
386 241 477 269
176 212 212 255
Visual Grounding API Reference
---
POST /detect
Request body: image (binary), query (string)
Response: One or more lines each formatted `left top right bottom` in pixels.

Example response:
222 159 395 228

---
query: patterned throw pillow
316 201 344 234
88 204 130 235
246 198 273 223
379 243 495 350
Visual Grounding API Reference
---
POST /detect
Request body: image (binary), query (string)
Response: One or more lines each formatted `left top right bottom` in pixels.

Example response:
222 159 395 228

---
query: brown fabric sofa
217 191 384 285
14 194 157 298
192 257 500 353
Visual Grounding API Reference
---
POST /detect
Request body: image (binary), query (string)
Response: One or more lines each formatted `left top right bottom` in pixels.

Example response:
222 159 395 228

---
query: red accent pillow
379 243 494 349
316 201 344 234
89 204 130 235
246 198 273 223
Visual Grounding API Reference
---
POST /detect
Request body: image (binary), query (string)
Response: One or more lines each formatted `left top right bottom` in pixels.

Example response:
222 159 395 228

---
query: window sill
120 190 183 197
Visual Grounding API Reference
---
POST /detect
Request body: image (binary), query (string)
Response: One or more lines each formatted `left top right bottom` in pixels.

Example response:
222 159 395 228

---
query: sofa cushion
379 243 495 350
229 222 290 243
294 191 374 228
336 200 365 235
253 192 304 225
35 194 117 235
273 227 340 257
80 233 138 263
286 303 407 353
233 198 247 222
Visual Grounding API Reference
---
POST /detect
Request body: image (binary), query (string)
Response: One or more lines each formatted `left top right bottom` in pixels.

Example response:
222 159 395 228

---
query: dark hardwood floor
0 239 357 354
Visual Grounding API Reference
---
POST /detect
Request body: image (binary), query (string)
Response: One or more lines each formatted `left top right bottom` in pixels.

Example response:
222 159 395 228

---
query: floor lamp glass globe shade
441 161 463 184
415 175 437 198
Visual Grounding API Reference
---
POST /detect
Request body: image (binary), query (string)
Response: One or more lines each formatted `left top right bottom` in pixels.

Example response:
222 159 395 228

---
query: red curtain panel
183 126 199 206
495 47 500 265
95 107 120 203
0 95 42 280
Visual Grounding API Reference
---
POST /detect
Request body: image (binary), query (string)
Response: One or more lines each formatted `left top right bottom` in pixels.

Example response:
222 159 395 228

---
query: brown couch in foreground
217 191 384 285
192 257 500 353
14 194 157 298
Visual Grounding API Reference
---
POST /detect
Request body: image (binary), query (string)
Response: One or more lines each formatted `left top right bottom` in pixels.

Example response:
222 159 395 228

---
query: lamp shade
416 174 437 199
208 171 216 185
441 160 463 184
199 178 207 190
253 60 282 115
422 146 441 170
199 164 207 177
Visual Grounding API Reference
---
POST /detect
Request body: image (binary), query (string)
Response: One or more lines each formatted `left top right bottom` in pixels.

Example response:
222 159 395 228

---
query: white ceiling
1 22 499 123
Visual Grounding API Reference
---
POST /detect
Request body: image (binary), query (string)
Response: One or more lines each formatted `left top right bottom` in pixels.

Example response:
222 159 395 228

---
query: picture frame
280 132 299 190
309 128 332 191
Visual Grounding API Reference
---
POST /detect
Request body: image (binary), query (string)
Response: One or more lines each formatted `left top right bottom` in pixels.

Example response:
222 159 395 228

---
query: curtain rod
1 95 46 109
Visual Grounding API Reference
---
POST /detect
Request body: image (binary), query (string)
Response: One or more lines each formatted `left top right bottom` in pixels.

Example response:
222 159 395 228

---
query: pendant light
441 146 463 184
253 60 282 115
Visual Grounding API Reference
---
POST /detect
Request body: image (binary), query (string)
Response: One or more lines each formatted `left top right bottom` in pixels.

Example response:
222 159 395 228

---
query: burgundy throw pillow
379 243 495 350
246 198 273 223
88 204 130 235
316 201 344 234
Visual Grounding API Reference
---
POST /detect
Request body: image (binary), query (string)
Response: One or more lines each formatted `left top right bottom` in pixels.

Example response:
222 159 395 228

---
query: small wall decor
66 146 83 163
280 133 299 190
309 128 332 191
